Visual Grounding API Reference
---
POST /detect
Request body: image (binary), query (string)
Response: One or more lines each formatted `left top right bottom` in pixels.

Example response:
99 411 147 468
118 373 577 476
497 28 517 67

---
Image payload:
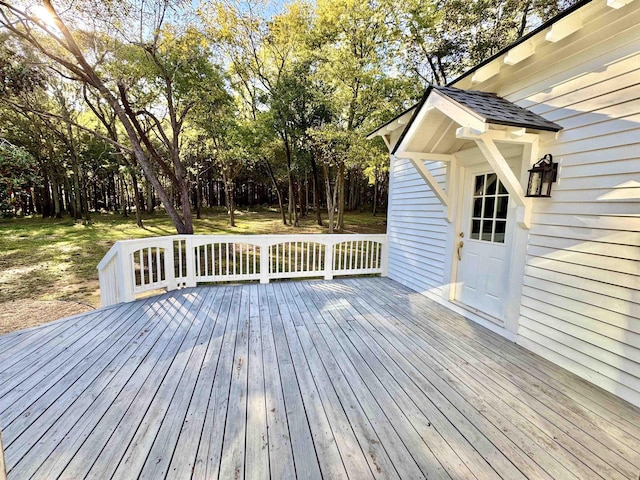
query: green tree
0 0 227 234
399 0 580 84
0 138 39 215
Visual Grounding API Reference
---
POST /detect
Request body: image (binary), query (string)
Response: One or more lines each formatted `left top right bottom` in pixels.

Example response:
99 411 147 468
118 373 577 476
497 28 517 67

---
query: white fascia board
393 102 434 153
366 109 415 140
395 151 455 163
428 91 487 133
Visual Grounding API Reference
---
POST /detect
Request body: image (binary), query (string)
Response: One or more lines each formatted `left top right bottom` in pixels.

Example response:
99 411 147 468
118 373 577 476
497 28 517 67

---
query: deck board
1 277 639 479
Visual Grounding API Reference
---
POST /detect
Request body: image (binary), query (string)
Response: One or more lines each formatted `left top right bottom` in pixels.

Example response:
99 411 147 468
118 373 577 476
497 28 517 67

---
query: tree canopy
0 0 578 232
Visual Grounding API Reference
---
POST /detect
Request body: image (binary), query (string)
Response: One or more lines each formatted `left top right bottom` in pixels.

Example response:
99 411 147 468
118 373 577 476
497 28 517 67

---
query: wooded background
0 0 577 233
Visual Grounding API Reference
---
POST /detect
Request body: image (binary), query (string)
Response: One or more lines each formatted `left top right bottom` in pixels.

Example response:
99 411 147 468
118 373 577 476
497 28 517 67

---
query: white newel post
184 236 197 288
324 242 334 280
381 238 389 277
164 238 177 291
259 240 270 284
0 426 7 480
117 243 136 303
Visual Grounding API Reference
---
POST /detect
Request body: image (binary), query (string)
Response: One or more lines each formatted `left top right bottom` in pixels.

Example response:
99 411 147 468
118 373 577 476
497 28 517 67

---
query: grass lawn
0 207 386 309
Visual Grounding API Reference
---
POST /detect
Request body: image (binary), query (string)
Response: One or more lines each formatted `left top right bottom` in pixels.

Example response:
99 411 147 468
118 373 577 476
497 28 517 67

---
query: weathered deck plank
1 278 639 480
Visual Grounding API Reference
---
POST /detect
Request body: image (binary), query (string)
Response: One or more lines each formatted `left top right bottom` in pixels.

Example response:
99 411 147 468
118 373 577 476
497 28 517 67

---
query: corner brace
396 152 455 223
457 127 535 228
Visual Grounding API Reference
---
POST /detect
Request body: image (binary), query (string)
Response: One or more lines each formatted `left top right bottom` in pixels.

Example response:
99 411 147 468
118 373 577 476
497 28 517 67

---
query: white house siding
457 2 640 406
387 157 448 297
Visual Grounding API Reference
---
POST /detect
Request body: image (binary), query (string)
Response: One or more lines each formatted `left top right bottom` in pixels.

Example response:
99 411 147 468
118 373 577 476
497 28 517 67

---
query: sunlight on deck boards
0 278 639 479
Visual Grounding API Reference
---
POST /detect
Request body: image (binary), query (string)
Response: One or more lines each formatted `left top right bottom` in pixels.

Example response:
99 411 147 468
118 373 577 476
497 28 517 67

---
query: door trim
443 146 530 336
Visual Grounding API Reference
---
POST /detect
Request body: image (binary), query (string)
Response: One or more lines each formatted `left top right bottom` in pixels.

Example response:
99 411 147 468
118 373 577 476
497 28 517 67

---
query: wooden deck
1 278 639 480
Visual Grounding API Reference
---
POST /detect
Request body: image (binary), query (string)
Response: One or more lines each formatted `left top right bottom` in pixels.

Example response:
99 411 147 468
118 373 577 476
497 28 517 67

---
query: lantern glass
527 170 543 196
526 154 557 198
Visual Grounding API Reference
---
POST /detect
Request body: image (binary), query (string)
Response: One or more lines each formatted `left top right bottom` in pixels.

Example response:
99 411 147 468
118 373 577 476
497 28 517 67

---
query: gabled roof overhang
392 86 562 155
388 87 563 228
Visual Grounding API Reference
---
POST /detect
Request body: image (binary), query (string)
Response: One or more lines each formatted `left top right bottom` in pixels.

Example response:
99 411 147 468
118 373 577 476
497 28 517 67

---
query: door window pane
483 197 495 219
481 220 493 241
471 220 481 239
474 176 485 196
470 173 509 244
473 198 483 217
494 221 507 243
496 196 509 219
486 174 498 195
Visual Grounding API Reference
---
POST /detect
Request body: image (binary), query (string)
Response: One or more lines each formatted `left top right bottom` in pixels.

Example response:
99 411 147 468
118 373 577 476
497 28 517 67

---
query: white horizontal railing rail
97 234 388 307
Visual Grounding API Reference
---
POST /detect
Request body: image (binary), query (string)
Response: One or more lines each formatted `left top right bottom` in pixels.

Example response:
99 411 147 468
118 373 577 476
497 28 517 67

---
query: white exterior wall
387 158 448 297
503 11 640 406
386 1 640 406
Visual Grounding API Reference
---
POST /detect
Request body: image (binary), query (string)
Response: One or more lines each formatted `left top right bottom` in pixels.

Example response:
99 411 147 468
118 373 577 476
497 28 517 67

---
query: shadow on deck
0 278 639 479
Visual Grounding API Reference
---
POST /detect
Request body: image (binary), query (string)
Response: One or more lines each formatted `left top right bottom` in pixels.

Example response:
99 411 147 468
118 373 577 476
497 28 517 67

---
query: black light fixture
526 154 558 197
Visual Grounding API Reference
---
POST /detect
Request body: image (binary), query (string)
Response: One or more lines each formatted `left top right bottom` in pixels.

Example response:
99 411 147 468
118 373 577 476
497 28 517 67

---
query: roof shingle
434 86 563 132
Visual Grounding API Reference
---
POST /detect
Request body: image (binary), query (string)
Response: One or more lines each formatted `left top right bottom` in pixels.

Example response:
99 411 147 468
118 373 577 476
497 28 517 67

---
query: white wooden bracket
456 127 535 228
471 62 502 84
397 150 454 222
504 40 535 65
608 0 635 8
545 11 583 42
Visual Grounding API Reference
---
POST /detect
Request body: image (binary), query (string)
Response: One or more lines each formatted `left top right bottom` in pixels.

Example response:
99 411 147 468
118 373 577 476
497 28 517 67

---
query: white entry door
455 165 515 321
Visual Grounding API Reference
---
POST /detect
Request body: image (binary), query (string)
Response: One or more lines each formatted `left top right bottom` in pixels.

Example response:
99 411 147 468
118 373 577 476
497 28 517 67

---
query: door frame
442 144 532 336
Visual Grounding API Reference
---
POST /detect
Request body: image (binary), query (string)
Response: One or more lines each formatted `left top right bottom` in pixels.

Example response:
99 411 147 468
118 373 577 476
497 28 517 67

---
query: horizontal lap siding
387 158 448 296
474 4 640 406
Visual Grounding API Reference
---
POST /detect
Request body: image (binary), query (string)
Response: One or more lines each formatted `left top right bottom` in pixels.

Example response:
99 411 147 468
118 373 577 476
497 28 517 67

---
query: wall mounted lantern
526 154 558 197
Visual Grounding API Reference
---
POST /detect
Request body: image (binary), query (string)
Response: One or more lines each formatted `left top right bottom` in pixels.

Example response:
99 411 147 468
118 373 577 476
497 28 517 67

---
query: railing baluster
232 242 237 276
253 245 257 274
139 249 145 287
350 241 354 270
305 243 309 272
156 247 162 281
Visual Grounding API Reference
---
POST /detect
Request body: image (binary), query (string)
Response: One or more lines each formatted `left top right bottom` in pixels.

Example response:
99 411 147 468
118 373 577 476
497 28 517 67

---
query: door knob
457 240 464 261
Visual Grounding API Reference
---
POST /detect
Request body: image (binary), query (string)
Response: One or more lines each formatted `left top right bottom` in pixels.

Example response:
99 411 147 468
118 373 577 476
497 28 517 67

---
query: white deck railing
97 234 388 307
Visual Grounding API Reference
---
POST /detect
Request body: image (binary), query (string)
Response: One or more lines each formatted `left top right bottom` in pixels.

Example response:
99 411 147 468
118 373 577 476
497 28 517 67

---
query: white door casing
455 164 516 322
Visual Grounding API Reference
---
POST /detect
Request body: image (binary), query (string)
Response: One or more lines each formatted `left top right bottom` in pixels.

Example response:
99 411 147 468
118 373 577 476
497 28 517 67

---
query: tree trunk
145 180 154 213
130 170 144 228
310 155 322 226
323 162 338 234
373 174 378 216
196 162 203 220
224 176 236 227
51 173 62 219
336 162 345 231
119 174 128 217
264 158 286 225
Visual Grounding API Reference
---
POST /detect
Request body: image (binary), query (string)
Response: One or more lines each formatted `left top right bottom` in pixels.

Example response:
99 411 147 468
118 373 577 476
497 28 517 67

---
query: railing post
184 235 197 288
0 426 6 480
116 243 136 303
165 236 177 291
324 242 334 280
260 240 270 284
381 236 389 277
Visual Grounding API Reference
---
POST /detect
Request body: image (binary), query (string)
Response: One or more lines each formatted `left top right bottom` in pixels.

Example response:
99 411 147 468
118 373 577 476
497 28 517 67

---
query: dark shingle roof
390 85 562 153
435 86 563 132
